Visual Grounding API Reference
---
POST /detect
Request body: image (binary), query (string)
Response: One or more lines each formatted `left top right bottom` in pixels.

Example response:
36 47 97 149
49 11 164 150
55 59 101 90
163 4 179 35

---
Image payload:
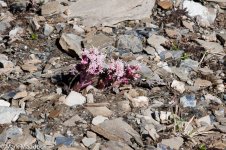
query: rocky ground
0 0 226 149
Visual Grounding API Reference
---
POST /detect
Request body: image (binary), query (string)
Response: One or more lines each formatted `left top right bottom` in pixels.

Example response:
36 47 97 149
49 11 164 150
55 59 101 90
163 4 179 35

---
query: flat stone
63 115 87 127
41 1 65 16
101 141 133 150
196 39 224 54
0 60 14 68
63 91 86 107
143 46 156 55
13 91 28 99
55 136 74 146
194 78 212 87
215 124 226 133
67 0 156 27
117 101 131 112
198 115 212 126
117 34 143 53
82 137 96 147
130 96 149 108
0 100 10 107
44 23 54 36
180 59 199 71
35 129 45 142
85 33 114 49
171 67 189 81
147 34 168 54
21 64 38 72
59 33 83 58
91 118 143 146
205 94 222 104
86 106 113 117
92 115 108 125
171 80 185 93
161 137 184 150
165 28 180 38
0 107 25 124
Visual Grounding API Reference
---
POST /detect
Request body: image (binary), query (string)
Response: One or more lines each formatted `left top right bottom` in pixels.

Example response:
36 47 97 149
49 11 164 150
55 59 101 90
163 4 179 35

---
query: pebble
63 91 86 107
171 80 185 93
92 115 108 125
82 137 96 147
44 23 54 36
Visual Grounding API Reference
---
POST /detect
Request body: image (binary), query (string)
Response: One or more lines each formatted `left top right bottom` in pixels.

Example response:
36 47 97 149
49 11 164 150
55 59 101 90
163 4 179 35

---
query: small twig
184 115 195 135
199 51 207 66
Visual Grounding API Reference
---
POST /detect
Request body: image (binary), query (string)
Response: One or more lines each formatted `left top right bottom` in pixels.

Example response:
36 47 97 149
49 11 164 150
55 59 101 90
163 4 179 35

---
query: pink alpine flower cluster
70 48 140 91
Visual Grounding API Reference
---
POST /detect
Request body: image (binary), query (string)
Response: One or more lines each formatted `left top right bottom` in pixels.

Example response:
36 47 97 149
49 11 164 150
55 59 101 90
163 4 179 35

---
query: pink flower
109 59 125 78
83 48 106 75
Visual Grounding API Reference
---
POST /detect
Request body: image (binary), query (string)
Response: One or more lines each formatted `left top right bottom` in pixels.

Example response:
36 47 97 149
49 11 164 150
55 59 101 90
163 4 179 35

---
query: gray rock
82 137 96 147
117 34 143 53
44 23 54 36
85 33 114 49
67 0 156 27
63 115 87 126
180 95 196 107
196 39 224 54
101 141 133 150
215 124 226 133
180 59 199 71
0 106 25 124
86 106 113 117
35 129 45 142
59 33 83 58
6 126 23 139
91 118 143 146
0 126 23 144
143 46 156 55
171 67 189 81
160 137 184 150
198 115 212 126
147 34 168 54
41 1 66 16
55 136 74 146
217 33 226 46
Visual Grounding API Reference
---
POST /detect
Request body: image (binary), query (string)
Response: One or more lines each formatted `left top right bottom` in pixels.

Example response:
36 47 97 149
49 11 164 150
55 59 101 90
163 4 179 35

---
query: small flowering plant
70 48 140 91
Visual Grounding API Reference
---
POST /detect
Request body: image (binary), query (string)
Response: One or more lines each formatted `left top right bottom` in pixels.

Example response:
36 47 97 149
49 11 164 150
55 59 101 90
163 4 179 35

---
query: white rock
0 107 25 124
160 111 171 122
0 60 14 68
0 100 10 107
63 91 86 106
82 137 96 147
183 1 216 27
86 93 94 103
92 115 108 125
0 1 7 7
9 27 23 39
171 80 185 93
131 96 149 108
